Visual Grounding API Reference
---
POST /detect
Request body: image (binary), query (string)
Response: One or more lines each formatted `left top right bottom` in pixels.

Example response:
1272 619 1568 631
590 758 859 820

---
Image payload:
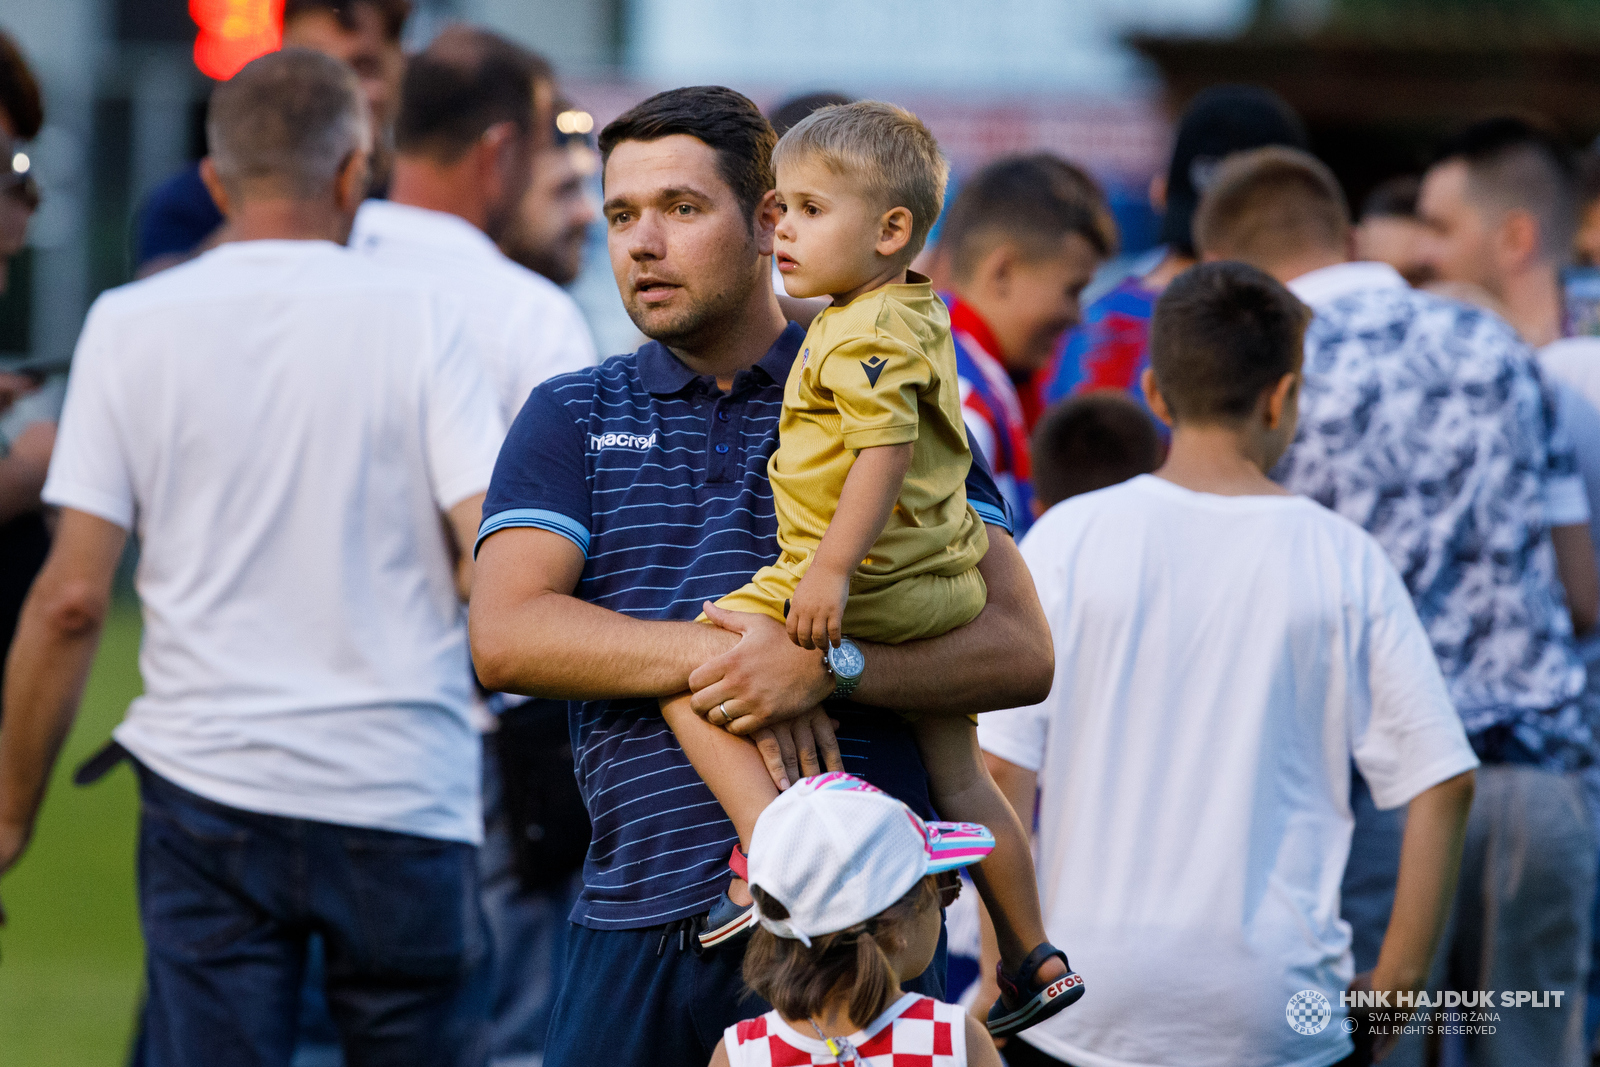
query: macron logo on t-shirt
588 430 657 452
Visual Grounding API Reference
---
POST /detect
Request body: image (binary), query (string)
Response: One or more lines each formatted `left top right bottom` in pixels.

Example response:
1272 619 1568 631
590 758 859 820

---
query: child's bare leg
913 714 1065 987
661 691 779 905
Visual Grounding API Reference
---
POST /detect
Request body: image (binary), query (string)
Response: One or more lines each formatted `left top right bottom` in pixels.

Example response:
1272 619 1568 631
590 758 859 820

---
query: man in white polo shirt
0 50 504 1066
349 28 598 1067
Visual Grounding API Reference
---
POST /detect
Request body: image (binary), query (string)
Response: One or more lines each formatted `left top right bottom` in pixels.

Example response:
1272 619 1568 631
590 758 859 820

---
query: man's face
986 233 1102 373
602 134 767 349
283 5 403 154
504 142 597 285
1417 159 1501 294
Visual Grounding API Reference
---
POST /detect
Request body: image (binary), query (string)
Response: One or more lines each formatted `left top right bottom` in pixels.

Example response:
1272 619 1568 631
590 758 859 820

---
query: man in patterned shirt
1196 146 1599 1067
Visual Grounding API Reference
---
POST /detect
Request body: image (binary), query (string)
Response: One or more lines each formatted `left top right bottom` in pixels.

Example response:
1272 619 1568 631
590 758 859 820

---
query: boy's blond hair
773 100 949 259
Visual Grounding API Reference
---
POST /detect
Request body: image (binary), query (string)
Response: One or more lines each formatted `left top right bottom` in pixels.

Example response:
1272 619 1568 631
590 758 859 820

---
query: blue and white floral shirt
1275 262 1595 771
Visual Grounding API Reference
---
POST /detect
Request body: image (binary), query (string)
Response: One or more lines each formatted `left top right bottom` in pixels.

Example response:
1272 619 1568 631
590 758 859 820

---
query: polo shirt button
717 410 729 422
715 443 730 454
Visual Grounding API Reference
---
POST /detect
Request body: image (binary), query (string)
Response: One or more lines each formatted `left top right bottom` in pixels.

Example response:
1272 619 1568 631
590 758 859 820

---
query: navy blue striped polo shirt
479 321 1012 930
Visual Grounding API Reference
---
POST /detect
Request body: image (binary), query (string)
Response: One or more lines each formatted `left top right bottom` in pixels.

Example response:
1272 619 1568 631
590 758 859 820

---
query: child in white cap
711 772 1020 1066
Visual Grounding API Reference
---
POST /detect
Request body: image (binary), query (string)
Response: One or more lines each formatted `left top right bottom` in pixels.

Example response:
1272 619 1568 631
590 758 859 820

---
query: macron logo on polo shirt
588 430 657 452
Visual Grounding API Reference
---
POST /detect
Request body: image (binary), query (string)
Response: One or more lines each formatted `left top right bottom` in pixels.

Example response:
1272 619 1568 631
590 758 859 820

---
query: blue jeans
134 763 492 1067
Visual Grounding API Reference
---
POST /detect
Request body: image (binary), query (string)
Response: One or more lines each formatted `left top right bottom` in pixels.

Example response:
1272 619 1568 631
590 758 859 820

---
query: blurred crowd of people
5 2 1600 1066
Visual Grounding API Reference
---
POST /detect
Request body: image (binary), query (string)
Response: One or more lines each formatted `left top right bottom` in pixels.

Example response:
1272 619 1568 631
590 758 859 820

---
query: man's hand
787 565 847 650
748 707 843 790
689 602 834 733
0 820 30 925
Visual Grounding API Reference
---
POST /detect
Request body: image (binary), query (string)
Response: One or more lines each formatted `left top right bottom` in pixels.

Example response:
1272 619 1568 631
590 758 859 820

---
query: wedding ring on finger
713 701 730 726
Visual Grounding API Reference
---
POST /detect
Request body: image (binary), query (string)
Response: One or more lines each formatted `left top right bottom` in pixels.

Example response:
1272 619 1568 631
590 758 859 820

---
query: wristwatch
824 637 866 700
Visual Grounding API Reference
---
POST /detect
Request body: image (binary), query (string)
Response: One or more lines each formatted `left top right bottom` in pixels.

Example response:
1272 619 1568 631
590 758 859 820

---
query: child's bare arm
707 1035 732 1067
963 1013 1005 1066
789 442 914 650
661 693 781 849
1366 769 1474 1052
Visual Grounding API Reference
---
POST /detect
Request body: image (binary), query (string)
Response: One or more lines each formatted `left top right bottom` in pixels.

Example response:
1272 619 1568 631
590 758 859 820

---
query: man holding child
469 86 1072 1067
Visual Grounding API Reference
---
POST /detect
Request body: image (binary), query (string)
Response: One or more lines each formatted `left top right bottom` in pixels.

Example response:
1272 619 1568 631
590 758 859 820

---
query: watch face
829 640 866 680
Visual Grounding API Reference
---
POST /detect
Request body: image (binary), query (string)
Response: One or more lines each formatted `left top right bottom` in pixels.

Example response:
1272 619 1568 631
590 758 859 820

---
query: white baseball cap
747 772 995 946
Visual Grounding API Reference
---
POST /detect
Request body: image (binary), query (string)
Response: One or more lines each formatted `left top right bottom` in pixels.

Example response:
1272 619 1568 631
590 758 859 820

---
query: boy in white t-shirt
977 261 1479 1067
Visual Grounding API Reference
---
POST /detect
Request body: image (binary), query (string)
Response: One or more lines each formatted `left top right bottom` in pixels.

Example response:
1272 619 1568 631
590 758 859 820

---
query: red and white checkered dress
722 992 967 1066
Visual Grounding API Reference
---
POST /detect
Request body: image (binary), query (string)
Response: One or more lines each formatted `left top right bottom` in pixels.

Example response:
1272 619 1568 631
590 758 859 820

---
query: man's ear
754 189 780 256
1264 371 1299 431
199 157 231 219
1500 208 1542 270
1141 367 1174 428
334 149 371 215
875 206 913 259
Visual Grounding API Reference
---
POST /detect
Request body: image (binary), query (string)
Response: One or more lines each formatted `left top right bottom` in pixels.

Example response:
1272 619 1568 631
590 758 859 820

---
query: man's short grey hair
1437 116 1579 265
207 48 371 200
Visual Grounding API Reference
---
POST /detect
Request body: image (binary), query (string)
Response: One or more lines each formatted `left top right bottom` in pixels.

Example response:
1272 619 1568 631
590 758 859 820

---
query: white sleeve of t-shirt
976 519 1062 773
40 302 138 530
422 295 508 511
1351 540 1480 811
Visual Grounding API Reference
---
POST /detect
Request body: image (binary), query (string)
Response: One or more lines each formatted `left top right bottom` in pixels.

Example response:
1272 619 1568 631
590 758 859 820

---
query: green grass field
0 601 145 1065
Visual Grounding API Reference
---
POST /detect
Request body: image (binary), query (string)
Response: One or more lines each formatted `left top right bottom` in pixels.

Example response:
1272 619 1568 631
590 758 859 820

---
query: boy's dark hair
744 875 940 1026
393 27 546 161
1031 393 1164 510
599 86 776 225
1360 174 1421 222
1192 146 1348 270
1434 114 1579 262
939 154 1118 282
1149 262 1310 424
283 0 412 41
0 31 42 141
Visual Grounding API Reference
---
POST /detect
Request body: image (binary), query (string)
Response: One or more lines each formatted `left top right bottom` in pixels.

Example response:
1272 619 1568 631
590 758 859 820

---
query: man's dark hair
282 0 412 42
394 27 547 161
1149 262 1310 424
1192 146 1348 270
768 91 853 137
599 86 776 223
1434 114 1579 262
939 154 1118 282
1031 393 1164 510
0 31 42 140
1360 174 1421 222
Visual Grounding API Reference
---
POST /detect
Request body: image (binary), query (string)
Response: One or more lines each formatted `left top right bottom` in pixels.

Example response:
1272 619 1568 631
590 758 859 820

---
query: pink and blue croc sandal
986 943 1085 1039
698 845 759 950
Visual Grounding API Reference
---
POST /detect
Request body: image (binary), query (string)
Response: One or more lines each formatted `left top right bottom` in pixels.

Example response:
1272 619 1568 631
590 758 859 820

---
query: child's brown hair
743 874 940 1026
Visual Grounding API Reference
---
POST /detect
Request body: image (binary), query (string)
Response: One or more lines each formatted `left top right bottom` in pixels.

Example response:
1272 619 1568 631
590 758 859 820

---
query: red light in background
191 0 284 81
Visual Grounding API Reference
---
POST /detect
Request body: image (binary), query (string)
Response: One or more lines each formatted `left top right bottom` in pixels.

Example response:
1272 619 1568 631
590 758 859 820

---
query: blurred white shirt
44 240 505 843
352 200 598 424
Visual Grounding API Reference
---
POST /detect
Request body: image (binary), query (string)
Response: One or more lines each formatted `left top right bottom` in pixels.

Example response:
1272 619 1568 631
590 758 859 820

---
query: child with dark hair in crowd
1028 392 1163 518
977 261 1479 1067
713 772 1002 1067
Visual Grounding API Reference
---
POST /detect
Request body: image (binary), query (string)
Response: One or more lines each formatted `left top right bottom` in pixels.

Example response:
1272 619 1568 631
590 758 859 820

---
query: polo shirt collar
352 199 502 261
1287 260 1407 310
637 321 806 397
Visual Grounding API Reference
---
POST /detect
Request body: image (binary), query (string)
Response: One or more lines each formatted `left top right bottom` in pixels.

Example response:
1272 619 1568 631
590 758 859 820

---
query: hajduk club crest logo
1286 990 1332 1035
